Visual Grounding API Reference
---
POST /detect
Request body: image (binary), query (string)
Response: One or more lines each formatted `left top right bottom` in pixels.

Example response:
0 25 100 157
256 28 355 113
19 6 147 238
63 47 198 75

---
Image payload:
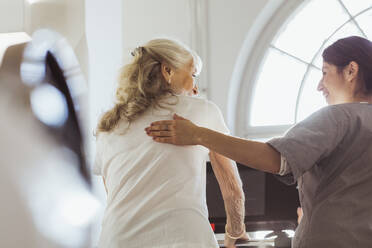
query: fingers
145 115 193 145
224 234 250 248
144 127 175 144
146 115 188 130
150 120 174 126
147 124 173 131
224 235 237 248
147 131 172 137
224 225 250 248
173 113 187 120
240 233 250 241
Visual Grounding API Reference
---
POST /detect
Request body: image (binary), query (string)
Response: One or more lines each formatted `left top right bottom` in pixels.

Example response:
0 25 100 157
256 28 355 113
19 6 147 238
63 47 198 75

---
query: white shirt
94 95 229 248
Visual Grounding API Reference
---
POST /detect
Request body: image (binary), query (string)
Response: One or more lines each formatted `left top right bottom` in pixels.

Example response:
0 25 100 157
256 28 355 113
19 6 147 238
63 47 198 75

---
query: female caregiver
146 36 372 248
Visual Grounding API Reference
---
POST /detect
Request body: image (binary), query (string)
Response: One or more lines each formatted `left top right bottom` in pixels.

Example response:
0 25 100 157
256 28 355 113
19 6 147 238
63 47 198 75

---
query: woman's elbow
269 162 280 174
263 144 281 174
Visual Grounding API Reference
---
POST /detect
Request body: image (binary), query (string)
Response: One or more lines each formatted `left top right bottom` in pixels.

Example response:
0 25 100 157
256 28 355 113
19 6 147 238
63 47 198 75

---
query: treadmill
206 162 300 248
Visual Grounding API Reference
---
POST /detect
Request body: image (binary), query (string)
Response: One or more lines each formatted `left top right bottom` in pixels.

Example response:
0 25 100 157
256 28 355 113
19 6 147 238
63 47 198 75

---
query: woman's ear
345 61 359 83
161 63 173 84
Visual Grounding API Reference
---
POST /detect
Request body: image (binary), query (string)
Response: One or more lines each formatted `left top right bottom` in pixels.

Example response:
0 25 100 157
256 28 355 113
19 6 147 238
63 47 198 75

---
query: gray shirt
268 103 372 248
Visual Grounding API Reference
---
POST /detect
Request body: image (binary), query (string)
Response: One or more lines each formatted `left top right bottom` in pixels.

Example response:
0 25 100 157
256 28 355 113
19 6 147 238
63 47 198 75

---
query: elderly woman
94 38 247 248
146 36 372 248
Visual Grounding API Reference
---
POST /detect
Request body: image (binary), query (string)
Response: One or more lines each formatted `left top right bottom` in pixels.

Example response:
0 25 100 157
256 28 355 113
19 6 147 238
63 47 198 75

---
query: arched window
229 0 372 140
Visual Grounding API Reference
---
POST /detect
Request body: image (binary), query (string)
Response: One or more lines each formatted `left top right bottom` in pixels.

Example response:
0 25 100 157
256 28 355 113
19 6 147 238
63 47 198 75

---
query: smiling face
317 62 352 105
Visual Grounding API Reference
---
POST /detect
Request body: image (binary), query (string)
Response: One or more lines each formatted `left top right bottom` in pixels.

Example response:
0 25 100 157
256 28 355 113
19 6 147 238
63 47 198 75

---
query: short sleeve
278 155 291 176
267 105 348 181
92 138 103 176
275 155 296 185
204 100 230 134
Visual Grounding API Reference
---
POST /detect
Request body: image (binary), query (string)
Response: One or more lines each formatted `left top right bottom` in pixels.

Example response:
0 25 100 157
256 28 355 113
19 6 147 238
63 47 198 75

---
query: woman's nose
317 81 323 91
192 85 198 95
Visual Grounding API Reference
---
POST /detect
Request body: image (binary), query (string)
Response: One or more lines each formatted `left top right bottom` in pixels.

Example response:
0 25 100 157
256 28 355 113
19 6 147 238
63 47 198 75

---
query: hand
145 114 200 145
224 232 250 248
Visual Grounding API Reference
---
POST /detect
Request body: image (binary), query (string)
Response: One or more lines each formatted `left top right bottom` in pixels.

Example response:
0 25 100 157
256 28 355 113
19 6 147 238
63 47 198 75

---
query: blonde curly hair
96 38 202 134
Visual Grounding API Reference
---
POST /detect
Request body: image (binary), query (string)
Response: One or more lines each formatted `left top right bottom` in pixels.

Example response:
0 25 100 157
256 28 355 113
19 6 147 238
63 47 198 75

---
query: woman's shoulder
295 105 348 133
176 95 226 128
95 128 120 143
177 95 221 111
310 104 350 120
95 131 108 145
320 102 372 120
299 103 371 132
177 95 209 104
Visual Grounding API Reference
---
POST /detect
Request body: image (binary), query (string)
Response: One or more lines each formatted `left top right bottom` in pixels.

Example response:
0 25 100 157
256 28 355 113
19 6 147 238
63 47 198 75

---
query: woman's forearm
209 152 245 236
197 127 280 174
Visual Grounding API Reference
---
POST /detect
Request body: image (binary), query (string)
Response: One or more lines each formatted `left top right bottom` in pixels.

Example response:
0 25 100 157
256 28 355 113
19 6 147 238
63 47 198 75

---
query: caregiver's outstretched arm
146 114 281 174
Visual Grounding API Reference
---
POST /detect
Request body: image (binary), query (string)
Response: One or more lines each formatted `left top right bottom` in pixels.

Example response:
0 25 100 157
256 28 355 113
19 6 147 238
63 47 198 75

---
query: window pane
313 22 364 68
296 67 326 122
250 48 307 126
355 8 372 39
340 0 372 16
273 0 349 63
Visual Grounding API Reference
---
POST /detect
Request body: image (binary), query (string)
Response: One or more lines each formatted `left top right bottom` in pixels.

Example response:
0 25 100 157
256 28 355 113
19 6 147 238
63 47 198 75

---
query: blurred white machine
0 30 99 248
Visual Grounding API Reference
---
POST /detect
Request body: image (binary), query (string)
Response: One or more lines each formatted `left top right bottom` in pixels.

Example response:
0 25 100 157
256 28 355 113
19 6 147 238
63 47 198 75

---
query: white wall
0 0 24 32
122 0 192 62
119 0 270 124
0 0 89 97
1 0 88 73
86 0 123 126
207 0 269 122
85 0 123 245
23 0 85 48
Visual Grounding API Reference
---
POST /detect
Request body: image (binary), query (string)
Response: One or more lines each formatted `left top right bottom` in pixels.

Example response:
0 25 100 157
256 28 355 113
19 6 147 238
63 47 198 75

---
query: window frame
227 0 371 139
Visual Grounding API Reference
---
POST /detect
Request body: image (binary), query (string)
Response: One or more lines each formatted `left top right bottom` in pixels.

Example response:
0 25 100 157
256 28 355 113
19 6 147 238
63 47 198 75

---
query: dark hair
322 36 372 94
